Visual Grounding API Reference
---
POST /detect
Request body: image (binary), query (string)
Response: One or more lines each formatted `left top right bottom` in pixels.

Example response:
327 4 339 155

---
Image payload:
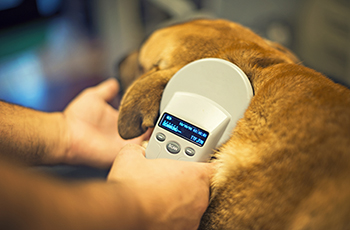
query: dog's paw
118 67 179 139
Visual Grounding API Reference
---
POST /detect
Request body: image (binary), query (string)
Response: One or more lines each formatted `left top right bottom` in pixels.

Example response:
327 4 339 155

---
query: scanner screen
158 113 209 146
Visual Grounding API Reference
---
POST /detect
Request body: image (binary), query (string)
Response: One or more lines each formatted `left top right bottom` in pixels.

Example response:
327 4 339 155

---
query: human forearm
0 101 68 165
0 142 213 230
0 157 145 230
0 79 147 168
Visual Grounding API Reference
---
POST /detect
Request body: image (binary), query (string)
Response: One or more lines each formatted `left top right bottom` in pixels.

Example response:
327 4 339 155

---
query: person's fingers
118 129 153 152
142 128 153 141
93 78 120 101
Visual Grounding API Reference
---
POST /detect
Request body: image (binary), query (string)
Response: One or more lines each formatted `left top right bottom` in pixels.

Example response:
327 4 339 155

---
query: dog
117 19 350 229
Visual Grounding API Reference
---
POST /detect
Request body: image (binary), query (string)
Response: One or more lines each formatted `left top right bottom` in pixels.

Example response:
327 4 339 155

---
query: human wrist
25 180 144 230
73 181 148 230
0 159 118 230
40 112 71 165
66 182 131 230
103 180 149 230
0 101 71 165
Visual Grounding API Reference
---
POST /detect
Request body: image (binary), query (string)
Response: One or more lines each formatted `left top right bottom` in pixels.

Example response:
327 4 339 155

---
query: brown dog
117 19 350 229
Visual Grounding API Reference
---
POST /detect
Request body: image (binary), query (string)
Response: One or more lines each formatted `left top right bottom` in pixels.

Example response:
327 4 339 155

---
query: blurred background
0 0 349 112
0 0 349 178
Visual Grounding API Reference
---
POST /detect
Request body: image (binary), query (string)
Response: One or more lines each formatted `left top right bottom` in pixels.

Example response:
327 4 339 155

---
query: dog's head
117 19 299 139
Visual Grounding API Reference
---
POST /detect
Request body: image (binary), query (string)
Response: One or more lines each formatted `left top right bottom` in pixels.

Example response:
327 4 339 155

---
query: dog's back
200 63 350 229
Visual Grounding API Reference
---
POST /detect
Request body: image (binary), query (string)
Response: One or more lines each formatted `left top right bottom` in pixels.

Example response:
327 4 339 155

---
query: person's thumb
119 144 146 159
94 78 119 101
108 144 145 181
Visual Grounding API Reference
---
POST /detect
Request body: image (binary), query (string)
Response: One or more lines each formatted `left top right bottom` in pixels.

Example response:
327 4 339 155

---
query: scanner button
156 133 166 142
185 147 195 157
167 142 181 154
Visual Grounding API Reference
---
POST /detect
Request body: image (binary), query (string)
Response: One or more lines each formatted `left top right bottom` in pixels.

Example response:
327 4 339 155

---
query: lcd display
158 113 209 146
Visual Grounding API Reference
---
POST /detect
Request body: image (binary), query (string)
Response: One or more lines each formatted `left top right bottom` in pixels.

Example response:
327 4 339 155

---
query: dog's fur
117 19 350 229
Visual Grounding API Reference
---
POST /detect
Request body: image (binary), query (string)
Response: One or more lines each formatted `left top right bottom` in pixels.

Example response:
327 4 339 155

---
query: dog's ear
117 51 143 95
118 67 180 139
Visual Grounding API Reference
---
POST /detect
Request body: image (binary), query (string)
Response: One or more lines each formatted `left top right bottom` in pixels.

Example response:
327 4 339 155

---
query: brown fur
117 19 350 229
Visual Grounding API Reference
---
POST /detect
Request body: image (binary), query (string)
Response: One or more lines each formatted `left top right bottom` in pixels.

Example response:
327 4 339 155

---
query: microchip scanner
145 58 253 162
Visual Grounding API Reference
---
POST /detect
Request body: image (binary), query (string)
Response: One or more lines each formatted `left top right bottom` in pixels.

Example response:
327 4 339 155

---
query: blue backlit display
158 113 209 147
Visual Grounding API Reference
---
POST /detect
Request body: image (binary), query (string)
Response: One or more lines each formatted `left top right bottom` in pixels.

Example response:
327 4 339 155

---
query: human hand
108 144 214 230
61 79 149 168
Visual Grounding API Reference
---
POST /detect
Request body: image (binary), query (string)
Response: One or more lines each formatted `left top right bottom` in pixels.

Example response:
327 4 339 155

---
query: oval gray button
156 133 166 142
166 142 181 154
185 147 195 156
